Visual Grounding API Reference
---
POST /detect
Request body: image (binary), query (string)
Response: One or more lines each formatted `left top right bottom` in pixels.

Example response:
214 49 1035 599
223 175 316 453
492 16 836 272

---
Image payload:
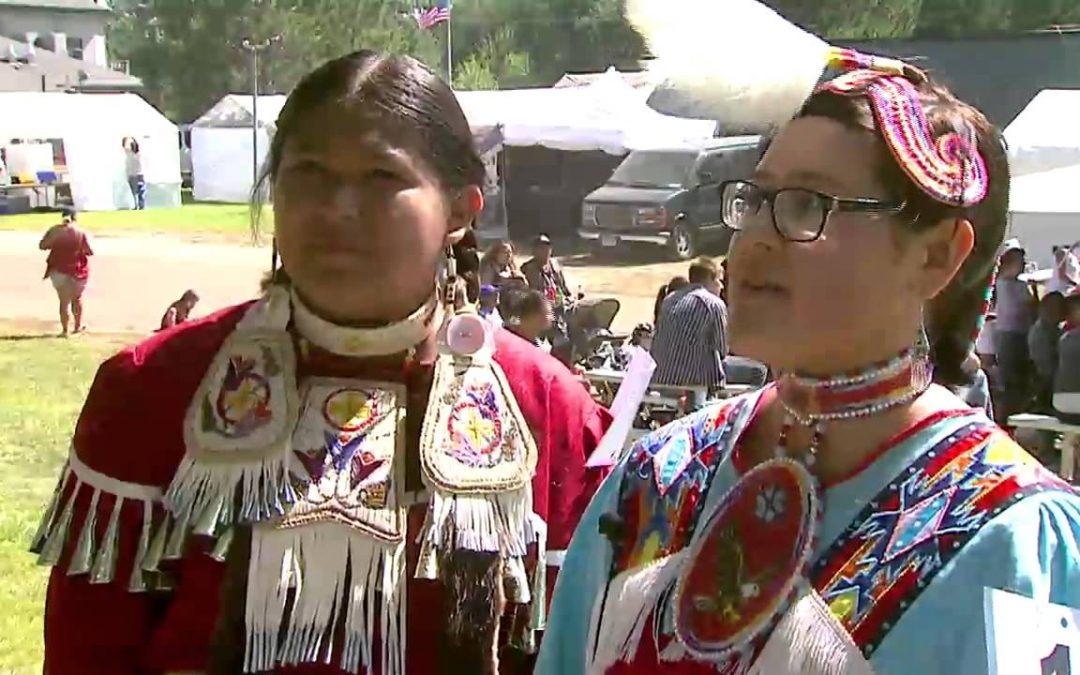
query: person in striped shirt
650 257 728 392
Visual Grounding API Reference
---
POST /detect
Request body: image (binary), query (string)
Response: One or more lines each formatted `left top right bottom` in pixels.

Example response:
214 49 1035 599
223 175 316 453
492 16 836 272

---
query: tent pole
251 48 259 190
446 13 453 84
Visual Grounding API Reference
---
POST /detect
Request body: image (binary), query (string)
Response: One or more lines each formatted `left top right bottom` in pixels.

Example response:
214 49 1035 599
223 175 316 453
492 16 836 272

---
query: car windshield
607 151 697 189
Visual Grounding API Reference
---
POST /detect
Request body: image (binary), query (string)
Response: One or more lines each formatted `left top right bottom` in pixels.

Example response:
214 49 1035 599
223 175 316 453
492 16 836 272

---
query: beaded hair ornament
821 48 989 209
821 48 997 368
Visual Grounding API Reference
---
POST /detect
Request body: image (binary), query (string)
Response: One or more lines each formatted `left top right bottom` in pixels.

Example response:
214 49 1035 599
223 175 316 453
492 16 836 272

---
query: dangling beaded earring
915 307 930 358
913 304 935 387
441 244 458 308
270 238 280 284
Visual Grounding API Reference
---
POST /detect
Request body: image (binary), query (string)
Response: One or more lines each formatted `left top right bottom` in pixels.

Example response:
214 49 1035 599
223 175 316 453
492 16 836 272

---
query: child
159 289 200 331
506 288 553 352
478 283 503 329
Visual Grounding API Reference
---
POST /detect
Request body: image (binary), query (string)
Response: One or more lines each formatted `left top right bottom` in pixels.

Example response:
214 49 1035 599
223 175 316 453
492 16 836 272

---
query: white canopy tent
0 92 181 211
191 94 287 203
1004 90 1080 267
1004 89 1080 178
455 68 716 155
1008 164 1080 268
189 75 715 203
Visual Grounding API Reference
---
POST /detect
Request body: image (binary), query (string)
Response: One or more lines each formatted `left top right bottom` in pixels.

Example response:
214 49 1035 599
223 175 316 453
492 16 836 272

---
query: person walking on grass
39 207 92 336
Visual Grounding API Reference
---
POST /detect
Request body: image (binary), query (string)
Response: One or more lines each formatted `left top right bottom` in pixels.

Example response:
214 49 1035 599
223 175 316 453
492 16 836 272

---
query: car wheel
672 224 696 260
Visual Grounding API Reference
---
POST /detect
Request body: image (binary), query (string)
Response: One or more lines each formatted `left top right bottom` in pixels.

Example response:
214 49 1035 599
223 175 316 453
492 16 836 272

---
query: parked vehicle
579 136 764 260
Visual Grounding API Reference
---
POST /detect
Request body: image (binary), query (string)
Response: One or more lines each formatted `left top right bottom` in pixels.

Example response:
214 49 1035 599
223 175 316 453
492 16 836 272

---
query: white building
0 0 112 69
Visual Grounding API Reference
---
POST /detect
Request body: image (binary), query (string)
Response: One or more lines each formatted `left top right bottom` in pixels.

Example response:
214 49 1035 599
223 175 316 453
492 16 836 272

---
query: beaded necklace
774 345 933 467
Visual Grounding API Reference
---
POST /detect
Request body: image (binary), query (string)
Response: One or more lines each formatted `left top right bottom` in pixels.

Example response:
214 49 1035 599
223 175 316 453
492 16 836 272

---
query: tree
452 26 530 90
109 0 441 121
112 0 1080 120
765 0 923 39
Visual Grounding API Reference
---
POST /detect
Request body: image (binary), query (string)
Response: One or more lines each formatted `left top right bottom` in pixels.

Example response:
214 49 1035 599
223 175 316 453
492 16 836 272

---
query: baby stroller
565 297 623 368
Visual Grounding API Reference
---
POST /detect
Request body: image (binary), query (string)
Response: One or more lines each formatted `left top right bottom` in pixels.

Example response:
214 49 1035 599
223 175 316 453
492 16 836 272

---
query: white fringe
165 449 293 528
414 486 531 580
90 494 124 584
29 463 71 554
36 478 81 567
32 451 166 591
245 522 406 675
66 487 100 575
586 551 686 675
749 589 875 675
128 501 154 592
526 512 548 632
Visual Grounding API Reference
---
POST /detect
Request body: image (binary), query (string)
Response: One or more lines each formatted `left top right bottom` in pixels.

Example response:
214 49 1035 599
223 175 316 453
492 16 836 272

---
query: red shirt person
34 51 611 675
39 207 92 335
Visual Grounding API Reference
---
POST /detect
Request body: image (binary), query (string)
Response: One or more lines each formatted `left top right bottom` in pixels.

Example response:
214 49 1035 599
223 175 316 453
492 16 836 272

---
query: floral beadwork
285 380 405 540
210 354 273 435
324 388 380 434
203 350 277 438
446 384 507 469
184 329 297 456
292 387 387 490
420 355 536 494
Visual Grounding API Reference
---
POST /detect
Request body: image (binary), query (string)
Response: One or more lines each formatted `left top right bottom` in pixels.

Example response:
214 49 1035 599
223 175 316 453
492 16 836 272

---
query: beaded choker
775 346 933 467
291 288 441 358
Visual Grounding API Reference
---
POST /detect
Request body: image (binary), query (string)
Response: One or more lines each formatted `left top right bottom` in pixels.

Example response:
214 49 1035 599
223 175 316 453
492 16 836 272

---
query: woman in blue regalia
537 2 1080 674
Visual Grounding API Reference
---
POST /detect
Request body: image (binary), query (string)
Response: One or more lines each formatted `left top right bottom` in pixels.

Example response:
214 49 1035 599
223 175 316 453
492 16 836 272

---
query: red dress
38 301 611 674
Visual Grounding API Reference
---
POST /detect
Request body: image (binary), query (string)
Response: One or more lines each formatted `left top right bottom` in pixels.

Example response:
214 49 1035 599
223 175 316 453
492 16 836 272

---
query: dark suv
578 136 763 259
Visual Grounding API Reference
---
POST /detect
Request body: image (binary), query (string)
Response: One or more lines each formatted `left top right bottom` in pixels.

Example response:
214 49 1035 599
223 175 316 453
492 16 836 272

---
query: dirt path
0 232 694 336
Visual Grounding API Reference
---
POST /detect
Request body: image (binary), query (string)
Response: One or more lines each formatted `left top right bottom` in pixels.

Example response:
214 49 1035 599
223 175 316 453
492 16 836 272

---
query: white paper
586 348 657 468
985 587 1080 675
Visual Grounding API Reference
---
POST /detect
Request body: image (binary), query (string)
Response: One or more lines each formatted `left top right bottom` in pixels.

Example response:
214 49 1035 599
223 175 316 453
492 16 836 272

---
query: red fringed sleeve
39 305 249 674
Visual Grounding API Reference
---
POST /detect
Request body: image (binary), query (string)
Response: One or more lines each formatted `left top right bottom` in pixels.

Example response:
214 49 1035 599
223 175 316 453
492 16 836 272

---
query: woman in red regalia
538 2 1080 674
33 51 611 675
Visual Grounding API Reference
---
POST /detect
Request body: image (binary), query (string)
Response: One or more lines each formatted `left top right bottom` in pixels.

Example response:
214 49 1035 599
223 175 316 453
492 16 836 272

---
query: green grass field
0 330 130 673
0 204 272 241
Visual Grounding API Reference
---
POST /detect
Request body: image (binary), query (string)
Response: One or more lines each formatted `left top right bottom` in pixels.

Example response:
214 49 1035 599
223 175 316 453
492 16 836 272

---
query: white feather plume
627 0 833 133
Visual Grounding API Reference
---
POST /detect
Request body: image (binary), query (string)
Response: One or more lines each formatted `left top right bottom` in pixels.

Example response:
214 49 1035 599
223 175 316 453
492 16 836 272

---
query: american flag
414 0 451 29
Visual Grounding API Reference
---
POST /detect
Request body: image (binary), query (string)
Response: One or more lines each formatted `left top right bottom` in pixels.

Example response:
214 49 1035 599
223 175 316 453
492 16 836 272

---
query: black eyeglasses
719 179 906 243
